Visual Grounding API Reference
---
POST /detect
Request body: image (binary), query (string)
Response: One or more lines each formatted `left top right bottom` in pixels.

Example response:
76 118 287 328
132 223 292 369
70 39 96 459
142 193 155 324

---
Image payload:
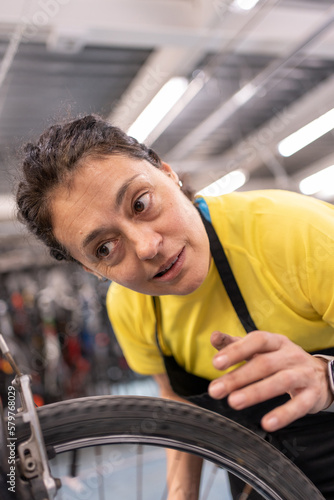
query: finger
210 363 318 414
210 331 240 351
212 330 285 370
209 349 313 401
227 368 300 409
261 390 316 432
209 351 283 400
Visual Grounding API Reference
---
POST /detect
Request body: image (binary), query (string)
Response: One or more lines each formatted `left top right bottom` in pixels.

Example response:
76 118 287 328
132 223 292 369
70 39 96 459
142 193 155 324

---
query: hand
208 330 333 432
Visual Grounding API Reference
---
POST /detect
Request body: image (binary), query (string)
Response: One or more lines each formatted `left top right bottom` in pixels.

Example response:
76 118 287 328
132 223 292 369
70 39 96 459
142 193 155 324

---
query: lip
152 247 185 282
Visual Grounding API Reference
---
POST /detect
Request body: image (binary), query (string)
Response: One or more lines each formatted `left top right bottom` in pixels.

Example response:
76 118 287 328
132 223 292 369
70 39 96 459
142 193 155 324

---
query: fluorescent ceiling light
232 0 261 11
127 77 189 144
299 165 334 195
0 195 15 221
197 170 247 197
278 108 334 157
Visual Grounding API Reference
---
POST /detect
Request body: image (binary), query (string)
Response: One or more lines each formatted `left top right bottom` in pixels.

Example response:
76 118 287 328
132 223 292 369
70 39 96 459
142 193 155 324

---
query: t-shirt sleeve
259 192 334 328
106 283 165 375
304 224 334 328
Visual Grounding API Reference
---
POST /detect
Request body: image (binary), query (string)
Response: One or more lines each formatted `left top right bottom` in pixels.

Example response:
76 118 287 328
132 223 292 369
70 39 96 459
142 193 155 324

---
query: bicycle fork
0 333 61 500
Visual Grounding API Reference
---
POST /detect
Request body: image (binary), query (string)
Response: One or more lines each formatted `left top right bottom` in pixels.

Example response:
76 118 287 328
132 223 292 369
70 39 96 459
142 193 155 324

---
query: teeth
156 256 178 277
165 257 178 272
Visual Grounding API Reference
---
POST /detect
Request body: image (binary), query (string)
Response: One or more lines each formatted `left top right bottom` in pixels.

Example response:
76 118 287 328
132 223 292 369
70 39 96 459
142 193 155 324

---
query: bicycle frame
0 334 60 500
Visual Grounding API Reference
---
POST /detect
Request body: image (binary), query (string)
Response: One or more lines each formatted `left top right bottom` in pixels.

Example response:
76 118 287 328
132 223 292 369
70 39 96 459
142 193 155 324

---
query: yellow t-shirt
106 190 334 380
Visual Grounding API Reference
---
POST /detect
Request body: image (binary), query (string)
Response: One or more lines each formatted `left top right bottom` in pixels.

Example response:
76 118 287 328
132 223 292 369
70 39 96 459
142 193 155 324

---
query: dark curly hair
16 114 163 262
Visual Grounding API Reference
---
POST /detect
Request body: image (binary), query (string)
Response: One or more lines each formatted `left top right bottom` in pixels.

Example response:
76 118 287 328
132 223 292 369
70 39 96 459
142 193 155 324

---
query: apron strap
198 210 257 333
153 295 164 355
152 206 257 359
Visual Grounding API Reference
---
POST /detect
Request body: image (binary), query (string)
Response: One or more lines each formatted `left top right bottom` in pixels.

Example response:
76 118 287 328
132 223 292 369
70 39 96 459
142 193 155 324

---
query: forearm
166 449 202 500
153 373 203 500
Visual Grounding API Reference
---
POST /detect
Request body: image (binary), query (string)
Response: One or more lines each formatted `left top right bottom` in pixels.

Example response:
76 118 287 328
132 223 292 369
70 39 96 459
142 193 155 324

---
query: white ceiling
1 0 334 255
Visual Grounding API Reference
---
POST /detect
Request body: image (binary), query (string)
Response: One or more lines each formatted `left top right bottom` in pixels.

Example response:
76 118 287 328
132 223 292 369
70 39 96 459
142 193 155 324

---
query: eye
96 241 115 259
133 193 150 213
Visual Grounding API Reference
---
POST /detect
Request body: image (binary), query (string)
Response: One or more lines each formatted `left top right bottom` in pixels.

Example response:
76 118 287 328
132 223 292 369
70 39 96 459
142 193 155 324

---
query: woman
16 114 334 499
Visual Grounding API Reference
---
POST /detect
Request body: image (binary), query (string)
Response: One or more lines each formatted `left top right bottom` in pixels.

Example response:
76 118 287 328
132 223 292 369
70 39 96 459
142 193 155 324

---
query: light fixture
0 195 15 221
231 0 261 11
278 108 334 157
127 77 189 144
197 170 248 197
299 165 334 196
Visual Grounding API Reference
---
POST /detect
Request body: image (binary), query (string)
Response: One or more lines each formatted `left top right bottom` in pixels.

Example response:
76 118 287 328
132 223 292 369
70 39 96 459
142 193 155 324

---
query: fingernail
229 393 245 408
209 381 225 398
213 354 228 369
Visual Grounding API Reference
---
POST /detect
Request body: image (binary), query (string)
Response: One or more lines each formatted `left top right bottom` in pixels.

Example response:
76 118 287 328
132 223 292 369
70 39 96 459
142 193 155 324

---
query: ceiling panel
0 42 152 195
0 0 334 247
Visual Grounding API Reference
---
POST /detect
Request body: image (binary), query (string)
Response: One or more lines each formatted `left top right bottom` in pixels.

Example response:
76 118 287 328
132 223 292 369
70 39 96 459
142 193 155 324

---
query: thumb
210 331 240 351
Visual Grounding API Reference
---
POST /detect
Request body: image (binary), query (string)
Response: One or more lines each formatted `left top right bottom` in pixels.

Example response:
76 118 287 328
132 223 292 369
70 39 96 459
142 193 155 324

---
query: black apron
153 211 334 499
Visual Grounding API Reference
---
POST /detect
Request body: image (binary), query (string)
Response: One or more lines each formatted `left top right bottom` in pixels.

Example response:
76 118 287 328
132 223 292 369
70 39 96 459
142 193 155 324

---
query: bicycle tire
14 395 324 500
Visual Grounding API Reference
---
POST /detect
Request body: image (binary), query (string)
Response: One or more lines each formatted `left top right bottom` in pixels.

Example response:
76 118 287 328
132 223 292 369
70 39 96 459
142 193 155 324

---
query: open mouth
153 248 184 280
155 256 179 278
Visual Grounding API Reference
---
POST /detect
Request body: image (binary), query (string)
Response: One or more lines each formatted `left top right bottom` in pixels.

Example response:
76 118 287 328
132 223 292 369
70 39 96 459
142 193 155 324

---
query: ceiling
1 0 334 263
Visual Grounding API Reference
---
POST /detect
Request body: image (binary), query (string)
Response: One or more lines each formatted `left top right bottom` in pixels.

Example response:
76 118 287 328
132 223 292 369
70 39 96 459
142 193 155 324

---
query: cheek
171 205 199 238
164 200 192 231
103 260 146 287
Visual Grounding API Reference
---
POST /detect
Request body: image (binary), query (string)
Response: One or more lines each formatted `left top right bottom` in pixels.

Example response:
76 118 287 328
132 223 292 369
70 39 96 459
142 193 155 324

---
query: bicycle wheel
15 395 324 500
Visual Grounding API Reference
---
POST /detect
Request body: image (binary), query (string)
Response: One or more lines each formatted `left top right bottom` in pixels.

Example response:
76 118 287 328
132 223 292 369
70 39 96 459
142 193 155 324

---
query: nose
129 226 162 261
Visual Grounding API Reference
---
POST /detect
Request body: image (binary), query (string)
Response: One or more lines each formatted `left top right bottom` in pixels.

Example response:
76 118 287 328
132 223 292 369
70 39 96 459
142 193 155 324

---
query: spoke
201 463 219 500
95 446 105 500
70 448 78 477
240 483 254 500
136 444 143 500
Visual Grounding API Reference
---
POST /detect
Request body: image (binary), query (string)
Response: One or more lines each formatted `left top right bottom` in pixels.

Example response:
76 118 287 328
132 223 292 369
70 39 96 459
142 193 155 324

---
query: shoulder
195 190 334 274
196 190 334 232
106 284 164 376
106 282 152 319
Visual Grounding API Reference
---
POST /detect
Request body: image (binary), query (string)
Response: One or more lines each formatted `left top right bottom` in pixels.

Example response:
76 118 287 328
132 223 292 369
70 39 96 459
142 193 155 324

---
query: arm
107 286 203 497
154 373 203 500
206 196 334 431
208 331 334 432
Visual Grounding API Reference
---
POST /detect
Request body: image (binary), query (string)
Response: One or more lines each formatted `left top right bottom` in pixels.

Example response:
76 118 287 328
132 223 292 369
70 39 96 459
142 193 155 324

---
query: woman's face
51 155 211 296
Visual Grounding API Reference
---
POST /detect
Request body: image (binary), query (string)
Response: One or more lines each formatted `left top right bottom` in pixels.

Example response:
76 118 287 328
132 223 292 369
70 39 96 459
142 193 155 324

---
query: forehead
51 155 158 224
57 155 156 198
50 155 159 257
77 154 153 183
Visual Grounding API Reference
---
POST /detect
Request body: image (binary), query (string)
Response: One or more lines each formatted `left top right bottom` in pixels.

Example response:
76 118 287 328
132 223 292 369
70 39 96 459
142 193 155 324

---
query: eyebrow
81 173 142 251
115 173 141 207
82 227 108 251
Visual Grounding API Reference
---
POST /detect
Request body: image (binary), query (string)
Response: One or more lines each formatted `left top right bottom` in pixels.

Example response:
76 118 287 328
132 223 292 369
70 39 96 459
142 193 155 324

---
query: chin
150 278 203 297
173 272 207 296
177 282 203 296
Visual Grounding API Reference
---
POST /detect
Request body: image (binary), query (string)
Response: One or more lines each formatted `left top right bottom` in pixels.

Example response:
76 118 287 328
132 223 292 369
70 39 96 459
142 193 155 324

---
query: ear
160 161 179 184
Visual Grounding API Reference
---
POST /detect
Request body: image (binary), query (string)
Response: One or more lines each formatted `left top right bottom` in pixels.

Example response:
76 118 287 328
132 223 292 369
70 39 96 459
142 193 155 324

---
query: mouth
153 247 185 281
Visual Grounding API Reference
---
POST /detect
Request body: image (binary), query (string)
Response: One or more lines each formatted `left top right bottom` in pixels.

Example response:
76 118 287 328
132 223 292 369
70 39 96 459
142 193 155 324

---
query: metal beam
184 72 334 178
107 0 236 130
165 4 334 162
